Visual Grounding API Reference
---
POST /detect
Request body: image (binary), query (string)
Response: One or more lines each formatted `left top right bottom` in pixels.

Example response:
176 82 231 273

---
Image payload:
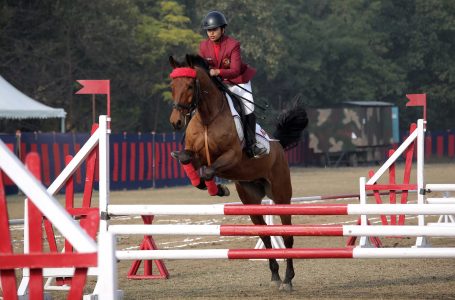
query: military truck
307 101 399 166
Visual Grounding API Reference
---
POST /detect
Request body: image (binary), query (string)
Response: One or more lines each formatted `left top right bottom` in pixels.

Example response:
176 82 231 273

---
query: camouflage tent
307 101 399 166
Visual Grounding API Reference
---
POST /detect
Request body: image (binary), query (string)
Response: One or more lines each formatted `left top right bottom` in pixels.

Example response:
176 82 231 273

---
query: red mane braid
169 67 197 79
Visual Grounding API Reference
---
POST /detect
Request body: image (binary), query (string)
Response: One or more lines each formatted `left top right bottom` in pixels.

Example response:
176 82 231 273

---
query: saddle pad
226 94 272 154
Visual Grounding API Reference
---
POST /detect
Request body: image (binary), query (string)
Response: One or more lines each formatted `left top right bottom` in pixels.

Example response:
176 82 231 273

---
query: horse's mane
185 54 210 73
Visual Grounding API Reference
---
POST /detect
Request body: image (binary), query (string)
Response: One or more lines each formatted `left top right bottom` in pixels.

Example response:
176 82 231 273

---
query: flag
406 93 427 121
75 79 111 117
76 80 110 95
405 94 426 107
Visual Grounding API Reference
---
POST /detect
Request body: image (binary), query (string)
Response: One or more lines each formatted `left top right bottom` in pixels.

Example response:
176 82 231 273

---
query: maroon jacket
199 35 256 84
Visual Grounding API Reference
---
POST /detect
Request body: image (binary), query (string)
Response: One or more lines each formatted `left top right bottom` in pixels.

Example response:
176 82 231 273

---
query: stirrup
247 144 267 159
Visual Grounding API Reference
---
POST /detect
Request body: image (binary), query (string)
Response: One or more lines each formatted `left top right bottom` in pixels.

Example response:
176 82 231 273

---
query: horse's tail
273 99 308 150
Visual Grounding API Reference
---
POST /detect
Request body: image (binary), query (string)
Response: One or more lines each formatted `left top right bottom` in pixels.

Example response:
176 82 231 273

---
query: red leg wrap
182 163 200 187
205 179 219 196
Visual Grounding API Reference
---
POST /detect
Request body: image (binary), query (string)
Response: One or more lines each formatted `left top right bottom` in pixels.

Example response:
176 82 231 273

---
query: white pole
47 129 100 195
108 204 225 216
353 247 455 258
367 129 418 185
426 184 455 192
358 176 370 247
347 204 455 215
343 225 455 237
415 119 427 247
426 198 455 204
97 231 118 300
99 115 110 234
116 249 229 260
109 224 221 235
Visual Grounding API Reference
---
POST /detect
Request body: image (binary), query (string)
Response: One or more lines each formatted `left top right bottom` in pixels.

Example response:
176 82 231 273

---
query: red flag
75 79 111 117
405 93 427 120
76 80 110 95
406 94 426 107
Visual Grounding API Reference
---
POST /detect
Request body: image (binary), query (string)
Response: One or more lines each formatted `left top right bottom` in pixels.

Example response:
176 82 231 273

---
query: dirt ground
4 163 455 299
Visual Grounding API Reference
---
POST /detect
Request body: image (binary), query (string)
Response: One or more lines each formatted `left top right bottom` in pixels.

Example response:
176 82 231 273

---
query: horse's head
168 54 210 130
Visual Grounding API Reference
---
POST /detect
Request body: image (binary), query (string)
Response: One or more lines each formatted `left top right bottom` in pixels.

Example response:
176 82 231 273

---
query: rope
204 126 211 166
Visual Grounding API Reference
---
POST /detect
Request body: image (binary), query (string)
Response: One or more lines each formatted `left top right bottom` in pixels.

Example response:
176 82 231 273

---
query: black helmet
201 11 227 30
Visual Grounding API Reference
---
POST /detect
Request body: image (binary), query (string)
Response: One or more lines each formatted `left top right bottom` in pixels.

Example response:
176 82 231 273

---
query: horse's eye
188 85 193 90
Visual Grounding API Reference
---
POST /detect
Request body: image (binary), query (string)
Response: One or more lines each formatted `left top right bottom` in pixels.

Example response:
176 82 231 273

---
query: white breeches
227 81 254 115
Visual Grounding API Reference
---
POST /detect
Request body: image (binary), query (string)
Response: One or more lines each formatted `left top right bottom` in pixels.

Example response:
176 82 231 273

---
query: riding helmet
201 11 228 30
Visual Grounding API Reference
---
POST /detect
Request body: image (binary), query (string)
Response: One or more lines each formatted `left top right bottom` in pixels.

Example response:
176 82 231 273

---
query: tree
377 0 455 130
0 0 201 132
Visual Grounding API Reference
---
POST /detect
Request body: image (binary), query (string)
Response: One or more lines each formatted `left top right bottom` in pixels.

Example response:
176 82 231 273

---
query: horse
168 54 308 291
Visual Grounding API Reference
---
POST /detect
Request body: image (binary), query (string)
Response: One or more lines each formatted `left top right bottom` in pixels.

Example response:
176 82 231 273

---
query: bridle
169 67 224 126
170 67 201 120
169 66 225 166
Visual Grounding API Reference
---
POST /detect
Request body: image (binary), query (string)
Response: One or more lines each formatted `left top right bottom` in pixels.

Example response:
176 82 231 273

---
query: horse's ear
185 54 194 68
169 56 178 69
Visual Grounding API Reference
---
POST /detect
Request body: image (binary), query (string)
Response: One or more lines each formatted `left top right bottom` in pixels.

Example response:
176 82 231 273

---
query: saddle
225 93 272 154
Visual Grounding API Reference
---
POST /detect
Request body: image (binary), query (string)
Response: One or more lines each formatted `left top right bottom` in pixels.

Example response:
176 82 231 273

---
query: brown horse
168 54 308 291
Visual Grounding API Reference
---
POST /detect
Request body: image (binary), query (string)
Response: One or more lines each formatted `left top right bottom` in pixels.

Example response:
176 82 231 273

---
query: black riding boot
244 113 267 158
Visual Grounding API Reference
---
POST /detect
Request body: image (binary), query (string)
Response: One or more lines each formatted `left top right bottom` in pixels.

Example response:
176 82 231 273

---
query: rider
172 11 266 159
200 11 266 158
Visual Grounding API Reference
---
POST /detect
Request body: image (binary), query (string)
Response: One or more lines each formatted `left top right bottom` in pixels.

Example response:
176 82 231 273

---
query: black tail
273 99 308 150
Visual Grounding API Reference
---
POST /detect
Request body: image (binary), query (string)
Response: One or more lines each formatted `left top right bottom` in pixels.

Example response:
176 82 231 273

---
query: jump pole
108 224 455 237
107 203 455 216
115 248 455 260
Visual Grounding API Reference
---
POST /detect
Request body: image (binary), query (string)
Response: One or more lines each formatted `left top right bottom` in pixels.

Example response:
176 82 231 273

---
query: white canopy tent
0 75 66 132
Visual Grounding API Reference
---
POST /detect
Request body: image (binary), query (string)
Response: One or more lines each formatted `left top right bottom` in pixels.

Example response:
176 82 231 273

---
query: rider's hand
209 69 220 77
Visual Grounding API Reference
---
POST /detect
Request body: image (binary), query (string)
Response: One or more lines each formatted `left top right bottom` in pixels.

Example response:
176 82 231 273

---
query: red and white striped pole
109 224 455 237
107 203 455 216
115 247 455 260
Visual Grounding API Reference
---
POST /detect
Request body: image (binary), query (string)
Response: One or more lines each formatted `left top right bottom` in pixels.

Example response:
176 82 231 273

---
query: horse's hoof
170 151 180 160
201 167 215 181
217 184 230 197
196 180 207 190
175 150 192 164
270 280 282 289
279 283 293 292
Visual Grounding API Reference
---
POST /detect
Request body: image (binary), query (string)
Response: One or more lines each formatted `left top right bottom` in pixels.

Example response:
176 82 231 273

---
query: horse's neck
197 81 228 125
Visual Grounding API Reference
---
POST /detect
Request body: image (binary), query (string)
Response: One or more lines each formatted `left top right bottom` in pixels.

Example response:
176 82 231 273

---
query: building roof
0 75 66 119
342 101 395 107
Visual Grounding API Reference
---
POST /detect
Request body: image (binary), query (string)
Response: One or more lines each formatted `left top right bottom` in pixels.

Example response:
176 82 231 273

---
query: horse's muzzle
172 119 184 130
170 109 185 131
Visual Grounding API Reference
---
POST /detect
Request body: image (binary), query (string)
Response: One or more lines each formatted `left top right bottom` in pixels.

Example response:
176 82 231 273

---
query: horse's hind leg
251 215 282 288
235 182 282 288
268 167 295 291
279 214 295 292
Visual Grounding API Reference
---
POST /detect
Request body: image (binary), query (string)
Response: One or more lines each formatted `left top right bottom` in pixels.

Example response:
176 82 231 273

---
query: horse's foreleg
200 149 240 197
202 148 241 179
178 150 206 190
